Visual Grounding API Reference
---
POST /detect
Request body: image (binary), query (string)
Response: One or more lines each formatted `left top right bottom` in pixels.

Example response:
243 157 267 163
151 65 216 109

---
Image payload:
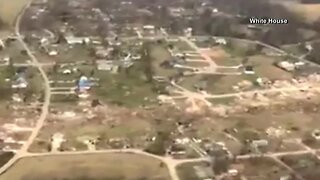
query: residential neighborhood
1 0 320 180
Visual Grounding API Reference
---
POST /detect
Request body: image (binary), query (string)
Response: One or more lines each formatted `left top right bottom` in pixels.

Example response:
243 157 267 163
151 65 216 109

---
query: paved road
51 91 76 95
0 0 51 175
236 149 319 160
0 62 54 67
271 156 305 180
170 80 320 108
203 86 320 99
50 87 77 91
282 38 320 48
24 149 208 165
11 145 320 180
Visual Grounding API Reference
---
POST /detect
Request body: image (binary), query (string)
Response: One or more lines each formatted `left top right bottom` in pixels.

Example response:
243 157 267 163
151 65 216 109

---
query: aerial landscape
2 0 320 179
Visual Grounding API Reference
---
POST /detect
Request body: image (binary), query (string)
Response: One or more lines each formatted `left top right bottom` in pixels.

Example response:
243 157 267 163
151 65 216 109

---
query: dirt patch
200 47 233 66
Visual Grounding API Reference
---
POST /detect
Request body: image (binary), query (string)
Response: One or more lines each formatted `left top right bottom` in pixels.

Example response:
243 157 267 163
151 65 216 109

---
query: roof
12 77 28 89
143 25 155 29
251 139 268 146
78 76 91 89
65 36 90 44
97 61 114 71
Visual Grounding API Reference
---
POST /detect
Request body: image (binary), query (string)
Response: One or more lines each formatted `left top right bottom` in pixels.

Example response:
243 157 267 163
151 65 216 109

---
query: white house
48 50 58 56
251 139 268 147
212 8 219 13
96 60 115 71
12 77 28 89
143 25 155 30
2 56 10 63
0 39 5 49
214 38 227 45
40 37 49 45
305 43 313 52
65 36 90 45
294 61 305 67
184 27 193 37
277 61 295 72
62 69 72 74
132 55 141 60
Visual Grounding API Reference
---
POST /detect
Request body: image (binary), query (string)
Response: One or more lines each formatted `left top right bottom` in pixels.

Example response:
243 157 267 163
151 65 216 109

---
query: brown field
0 0 31 26
0 153 171 180
283 3 320 23
200 47 240 66
248 55 293 80
201 47 229 59
200 47 244 66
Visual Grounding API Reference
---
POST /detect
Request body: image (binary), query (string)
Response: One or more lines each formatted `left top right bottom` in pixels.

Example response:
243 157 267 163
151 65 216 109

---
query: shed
65 36 90 45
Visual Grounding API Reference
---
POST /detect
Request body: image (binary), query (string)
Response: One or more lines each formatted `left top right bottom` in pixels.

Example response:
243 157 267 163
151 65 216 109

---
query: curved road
0 0 51 175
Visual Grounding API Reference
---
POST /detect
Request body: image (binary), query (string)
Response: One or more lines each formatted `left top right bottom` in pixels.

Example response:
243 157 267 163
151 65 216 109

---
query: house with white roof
65 36 90 45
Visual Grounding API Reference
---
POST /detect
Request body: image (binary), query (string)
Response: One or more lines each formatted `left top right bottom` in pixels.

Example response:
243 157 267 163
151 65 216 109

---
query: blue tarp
78 76 91 90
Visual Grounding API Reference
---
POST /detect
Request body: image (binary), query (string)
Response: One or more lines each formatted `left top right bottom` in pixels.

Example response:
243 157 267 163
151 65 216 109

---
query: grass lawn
49 64 94 82
178 74 259 95
236 157 290 180
0 0 31 26
0 31 11 38
149 43 176 77
281 154 320 180
224 40 257 58
55 45 93 63
0 40 28 63
172 40 194 51
176 162 211 180
30 115 154 151
0 66 15 101
93 68 158 108
177 54 292 95
208 97 236 105
0 153 171 180
248 55 293 81
185 61 208 67
194 40 215 48
280 44 307 56
0 152 14 167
